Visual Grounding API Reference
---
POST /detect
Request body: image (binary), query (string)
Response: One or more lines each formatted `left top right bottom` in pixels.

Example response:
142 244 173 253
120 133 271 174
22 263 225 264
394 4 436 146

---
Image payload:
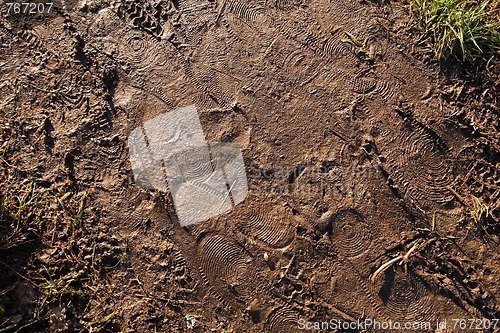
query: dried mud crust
0 0 499 332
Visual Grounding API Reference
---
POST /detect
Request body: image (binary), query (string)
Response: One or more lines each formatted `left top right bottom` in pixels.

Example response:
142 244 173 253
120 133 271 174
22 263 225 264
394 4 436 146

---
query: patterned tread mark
225 0 266 23
17 28 44 50
179 0 214 19
117 31 166 72
205 41 232 75
282 48 307 69
117 0 162 36
273 10 347 65
197 234 251 304
374 80 401 104
328 209 373 258
190 61 234 109
270 0 304 11
56 72 87 110
266 306 300 333
140 83 176 110
177 0 217 45
211 143 248 188
13 27 63 66
351 100 371 120
323 36 351 59
177 54 232 110
0 22 15 42
172 146 213 184
239 205 295 248
369 267 436 324
385 116 454 209
352 76 377 95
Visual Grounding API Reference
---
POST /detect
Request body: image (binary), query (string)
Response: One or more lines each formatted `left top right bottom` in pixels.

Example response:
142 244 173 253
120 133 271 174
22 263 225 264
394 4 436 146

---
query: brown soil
0 0 499 332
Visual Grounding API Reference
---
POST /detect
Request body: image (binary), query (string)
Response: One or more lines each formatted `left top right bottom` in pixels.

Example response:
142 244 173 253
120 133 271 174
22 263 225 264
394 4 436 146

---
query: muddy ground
0 0 499 332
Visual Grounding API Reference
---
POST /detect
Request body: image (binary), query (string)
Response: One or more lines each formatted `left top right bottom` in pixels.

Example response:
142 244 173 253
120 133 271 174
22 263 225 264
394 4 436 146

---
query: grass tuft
465 195 498 235
38 265 82 318
408 0 500 64
341 31 374 62
0 179 46 227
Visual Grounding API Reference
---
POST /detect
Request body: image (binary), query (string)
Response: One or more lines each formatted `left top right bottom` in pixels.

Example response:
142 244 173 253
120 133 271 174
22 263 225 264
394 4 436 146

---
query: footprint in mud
237 202 295 249
197 233 253 305
369 266 436 324
327 208 373 258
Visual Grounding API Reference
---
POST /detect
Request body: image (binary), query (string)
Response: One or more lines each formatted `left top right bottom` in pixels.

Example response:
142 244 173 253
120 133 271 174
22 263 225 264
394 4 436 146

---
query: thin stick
446 185 468 207
305 301 356 322
215 0 227 24
371 256 402 282
371 241 421 282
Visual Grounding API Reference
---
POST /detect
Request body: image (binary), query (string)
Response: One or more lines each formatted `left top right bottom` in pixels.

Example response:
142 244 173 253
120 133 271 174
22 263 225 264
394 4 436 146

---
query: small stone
186 315 196 328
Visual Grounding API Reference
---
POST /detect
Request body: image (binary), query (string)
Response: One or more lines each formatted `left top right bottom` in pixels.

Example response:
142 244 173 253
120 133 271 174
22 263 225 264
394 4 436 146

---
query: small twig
279 255 295 280
371 256 402 282
446 185 469 207
305 301 356 322
0 156 40 172
215 0 227 24
0 260 34 285
401 240 420 262
0 283 18 296
216 179 237 211
207 65 243 81
263 37 278 58
154 296 202 305
371 240 422 282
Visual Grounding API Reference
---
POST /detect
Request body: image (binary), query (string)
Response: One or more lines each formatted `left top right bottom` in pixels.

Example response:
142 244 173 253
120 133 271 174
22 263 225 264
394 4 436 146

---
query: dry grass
408 0 500 64
0 150 96 331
